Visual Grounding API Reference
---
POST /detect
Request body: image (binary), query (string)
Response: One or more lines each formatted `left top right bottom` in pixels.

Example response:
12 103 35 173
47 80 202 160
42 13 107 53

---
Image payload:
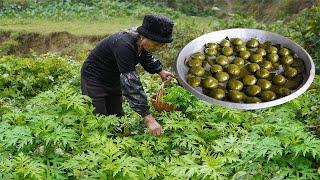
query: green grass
0 16 215 36
0 17 141 36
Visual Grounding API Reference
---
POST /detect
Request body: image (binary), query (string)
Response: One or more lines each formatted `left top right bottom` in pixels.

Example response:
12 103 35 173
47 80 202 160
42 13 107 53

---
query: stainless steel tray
174 28 315 110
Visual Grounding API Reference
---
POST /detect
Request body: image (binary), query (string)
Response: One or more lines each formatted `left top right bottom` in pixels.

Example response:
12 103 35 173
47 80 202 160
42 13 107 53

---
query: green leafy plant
1 73 320 179
162 85 198 111
0 0 182 20
0 54 78 104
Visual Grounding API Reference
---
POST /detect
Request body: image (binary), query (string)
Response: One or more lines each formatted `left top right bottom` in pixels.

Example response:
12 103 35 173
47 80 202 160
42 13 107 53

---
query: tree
226 0 232 16
167 0 177 8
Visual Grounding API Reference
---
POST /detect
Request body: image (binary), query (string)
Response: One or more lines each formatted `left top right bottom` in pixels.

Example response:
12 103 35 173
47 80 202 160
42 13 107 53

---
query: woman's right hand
144 114 163 136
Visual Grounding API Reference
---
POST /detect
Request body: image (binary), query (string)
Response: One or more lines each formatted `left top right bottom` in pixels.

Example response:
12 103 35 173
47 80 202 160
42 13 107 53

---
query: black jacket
81 28 162 116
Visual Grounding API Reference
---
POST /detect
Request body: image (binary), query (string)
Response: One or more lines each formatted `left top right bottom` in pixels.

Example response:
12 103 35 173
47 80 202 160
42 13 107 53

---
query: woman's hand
144 114 163 136
158 70 174 84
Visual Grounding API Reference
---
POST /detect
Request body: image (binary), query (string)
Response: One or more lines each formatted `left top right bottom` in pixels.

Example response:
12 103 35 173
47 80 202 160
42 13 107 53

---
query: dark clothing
81 28 162 87
81 28 162 117
120 71 150 116
81 77 124 117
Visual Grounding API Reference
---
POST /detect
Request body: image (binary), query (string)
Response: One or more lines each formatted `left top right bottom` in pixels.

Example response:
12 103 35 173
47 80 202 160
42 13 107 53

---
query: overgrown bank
1 7 319 71
0 31 100 59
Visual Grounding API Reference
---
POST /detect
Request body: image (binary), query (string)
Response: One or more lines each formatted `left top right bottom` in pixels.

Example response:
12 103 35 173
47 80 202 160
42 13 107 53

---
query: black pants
81 76 124 117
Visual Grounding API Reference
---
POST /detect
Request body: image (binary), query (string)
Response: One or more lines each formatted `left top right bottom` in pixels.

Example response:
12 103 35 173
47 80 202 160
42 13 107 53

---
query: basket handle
155 82 165 103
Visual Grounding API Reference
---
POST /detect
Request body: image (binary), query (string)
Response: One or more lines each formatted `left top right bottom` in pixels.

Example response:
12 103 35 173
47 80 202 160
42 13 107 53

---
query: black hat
137 14 174 43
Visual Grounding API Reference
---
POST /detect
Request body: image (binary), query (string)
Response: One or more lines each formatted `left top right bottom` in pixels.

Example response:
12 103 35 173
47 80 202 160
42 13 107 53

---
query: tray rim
174 28 316 110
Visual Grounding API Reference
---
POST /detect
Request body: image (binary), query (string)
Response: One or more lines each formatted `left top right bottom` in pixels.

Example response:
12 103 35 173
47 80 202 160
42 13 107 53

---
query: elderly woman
81 14 174 136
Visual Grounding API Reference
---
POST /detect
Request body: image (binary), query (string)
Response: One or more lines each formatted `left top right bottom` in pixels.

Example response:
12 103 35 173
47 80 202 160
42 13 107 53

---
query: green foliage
0 32 20 56
0 0 318 22
0 4 320 179
286 7 320 73
1 72 320 179
0 54 78 103
0 0 182 20
0 152 46 179
162 85 198 111
293 76 320 136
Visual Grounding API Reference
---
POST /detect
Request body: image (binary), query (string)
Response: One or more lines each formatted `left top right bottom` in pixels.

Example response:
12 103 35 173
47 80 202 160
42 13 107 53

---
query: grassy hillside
0 16 216 36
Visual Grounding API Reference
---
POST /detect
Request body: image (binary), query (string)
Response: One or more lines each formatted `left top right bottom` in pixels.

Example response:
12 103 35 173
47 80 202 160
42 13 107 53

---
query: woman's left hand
158 70 174 84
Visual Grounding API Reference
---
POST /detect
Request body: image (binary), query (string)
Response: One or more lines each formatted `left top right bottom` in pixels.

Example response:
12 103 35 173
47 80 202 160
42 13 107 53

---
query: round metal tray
174 28 315 110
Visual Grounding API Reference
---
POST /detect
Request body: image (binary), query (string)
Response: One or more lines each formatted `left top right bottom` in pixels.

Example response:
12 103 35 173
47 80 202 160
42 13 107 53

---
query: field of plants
0 0 320 179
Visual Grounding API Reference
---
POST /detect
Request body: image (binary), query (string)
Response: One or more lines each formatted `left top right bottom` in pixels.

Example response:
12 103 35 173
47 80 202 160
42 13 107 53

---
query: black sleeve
120 71 151 117
139 50 162 74
113 40 137 73
113 39 151 116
